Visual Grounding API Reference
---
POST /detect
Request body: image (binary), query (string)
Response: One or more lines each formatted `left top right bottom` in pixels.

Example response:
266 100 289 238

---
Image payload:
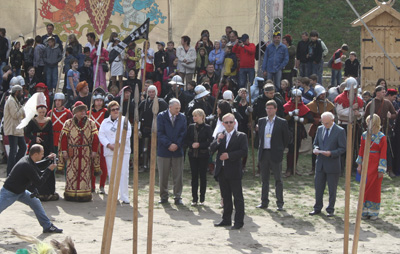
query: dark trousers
7 136 26 176
260 149 284 208
189 156 208 203
219 167 244 226
314 168 340 213
286 139 301 174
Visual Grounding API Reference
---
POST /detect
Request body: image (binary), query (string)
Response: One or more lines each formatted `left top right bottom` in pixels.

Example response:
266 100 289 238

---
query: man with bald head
309 112 346 217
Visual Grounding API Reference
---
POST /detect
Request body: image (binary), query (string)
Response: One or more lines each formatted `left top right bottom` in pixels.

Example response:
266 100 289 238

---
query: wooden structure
351 0 400 92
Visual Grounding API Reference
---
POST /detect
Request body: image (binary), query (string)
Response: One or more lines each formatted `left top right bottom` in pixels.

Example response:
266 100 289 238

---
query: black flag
109 18 150 64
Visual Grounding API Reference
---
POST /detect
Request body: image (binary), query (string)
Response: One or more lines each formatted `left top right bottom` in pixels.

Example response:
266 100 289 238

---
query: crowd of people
0 24 399 232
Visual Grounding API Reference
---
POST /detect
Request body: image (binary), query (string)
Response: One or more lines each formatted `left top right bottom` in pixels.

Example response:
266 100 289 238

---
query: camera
238 40 243 44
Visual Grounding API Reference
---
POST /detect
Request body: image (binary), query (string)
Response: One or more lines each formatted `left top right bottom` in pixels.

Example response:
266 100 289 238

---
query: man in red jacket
330 44 348 87
233 34 256 89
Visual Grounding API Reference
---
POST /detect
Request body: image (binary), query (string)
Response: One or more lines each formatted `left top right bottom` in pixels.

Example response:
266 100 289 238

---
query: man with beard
252 83 284 122
306 85 335 175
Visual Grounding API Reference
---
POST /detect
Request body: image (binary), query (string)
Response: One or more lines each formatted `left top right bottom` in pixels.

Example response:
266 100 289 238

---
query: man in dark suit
157 98 187 205
210 113 248 230
256 100 289 210
309 112 346 217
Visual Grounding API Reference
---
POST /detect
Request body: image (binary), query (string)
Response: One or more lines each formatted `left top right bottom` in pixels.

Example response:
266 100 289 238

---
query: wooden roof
351 3 400 27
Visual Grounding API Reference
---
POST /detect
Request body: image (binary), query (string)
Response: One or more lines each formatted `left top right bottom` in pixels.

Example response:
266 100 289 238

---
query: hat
10 76 25 87
54 93 65 100
223 90 233 100
156 41 165 47
73 101 87 114
314 85 326 98
11 85 22 93
93 93 105 100
76 81 88 92
344 77 358 91
168 75 184 86
46 36 55 42
387 89 398 96
36 92 47 108
263 83 275 92
194 85 210 99
35 83 47 90
239 34 249 41
292 88 302 97
273 31 281 37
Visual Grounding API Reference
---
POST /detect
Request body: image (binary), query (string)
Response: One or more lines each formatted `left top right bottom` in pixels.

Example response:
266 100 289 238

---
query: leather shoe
214 221 231 227
231 224 243 230
158 199 168 204
174 199 183 205
277 207 284 211
327 212 334 217
256 204 268 209
309 210 321 216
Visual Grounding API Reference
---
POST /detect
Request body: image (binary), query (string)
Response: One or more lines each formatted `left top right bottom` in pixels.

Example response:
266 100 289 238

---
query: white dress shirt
264 116 276 149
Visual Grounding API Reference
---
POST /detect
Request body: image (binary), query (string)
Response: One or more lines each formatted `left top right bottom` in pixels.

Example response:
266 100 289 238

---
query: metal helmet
10 75 25 87
223 90 233 100
168 75 184 86
93 93 105 101
314 85 326 98
291 88 302 97
344 77 358 91
194 85 209 99
54 93 65 100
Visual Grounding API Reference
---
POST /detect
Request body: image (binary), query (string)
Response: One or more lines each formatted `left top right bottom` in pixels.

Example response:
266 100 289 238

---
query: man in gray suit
309 112 346 217
256 100 289 210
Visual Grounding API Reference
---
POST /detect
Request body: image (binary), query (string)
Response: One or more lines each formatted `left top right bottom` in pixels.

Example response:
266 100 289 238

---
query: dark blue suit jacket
157 110 187 158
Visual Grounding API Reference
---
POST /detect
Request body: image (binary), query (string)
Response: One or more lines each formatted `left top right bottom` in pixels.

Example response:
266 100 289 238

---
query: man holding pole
157 98 187 205
309 112 346 217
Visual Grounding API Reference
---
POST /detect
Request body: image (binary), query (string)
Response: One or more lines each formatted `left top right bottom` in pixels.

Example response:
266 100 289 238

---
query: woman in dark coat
186 108 213 206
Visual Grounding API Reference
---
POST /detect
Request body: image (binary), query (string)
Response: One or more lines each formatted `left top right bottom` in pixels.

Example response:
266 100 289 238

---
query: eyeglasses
223 121 234 124
111 107 120 112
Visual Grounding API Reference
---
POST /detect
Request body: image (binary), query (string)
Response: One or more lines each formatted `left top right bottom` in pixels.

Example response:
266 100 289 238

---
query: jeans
7 135 26 176
239 68 255 89
0 187 52 230
299 62 308 78
317 59 324 84
331 68 342 87
308 62 319 77
267 70 282 92
45 65 58 91
0 62 6 88
12 68 21 77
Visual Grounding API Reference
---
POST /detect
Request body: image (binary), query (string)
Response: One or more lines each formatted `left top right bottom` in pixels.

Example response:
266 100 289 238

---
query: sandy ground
1 161 400 254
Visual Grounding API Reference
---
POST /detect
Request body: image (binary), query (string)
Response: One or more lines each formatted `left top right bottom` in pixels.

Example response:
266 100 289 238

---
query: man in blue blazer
256 100 289 210
309 112 346 217
210 113 248 230
157 98 187 205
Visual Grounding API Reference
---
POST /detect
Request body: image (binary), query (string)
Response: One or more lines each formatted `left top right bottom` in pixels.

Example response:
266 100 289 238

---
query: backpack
23 47 34 64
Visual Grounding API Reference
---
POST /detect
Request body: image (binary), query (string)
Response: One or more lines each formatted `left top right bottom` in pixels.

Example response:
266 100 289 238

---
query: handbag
101 62 109 72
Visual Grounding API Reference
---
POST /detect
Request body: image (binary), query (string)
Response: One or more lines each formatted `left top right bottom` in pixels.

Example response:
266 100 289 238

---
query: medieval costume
306 85 335 175
283 89 314 177
356 131 387 219
58 101 100 202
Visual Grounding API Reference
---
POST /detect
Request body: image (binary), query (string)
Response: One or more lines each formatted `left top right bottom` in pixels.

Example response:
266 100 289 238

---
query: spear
89 34 104 119
133 83 140 254
100 91 124 254
352 99 375 254
343 82 355 254
146 96 159 254
293 95 299 176
246 80 256 176
141 41 149 90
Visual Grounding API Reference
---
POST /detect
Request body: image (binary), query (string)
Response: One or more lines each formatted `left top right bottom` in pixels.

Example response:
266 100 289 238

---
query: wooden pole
293 96 298 176
352 101 375 254
101 97 123 254
343 84 355 254
167 0 172 42
246 81 256 176
146 96 159 254
133 84 140 254
89 34 104 119
50 40 68 118
141 41 149 86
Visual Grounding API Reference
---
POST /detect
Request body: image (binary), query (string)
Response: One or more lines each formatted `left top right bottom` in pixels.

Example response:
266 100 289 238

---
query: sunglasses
223 121 234 124
111 107 120 112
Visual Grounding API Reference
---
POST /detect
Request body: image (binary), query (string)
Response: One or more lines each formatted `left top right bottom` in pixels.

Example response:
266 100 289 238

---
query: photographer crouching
0 144 63 233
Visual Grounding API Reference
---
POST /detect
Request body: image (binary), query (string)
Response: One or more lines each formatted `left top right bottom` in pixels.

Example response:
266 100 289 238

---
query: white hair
169 98 181 106
321 112 335 120
147 85 158 96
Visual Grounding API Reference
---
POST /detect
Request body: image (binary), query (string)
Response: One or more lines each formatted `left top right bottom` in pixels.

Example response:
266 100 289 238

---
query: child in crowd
79 57 94 92
10 41 23 77
298 77 314 104
66 59 80 107
196 47 209 83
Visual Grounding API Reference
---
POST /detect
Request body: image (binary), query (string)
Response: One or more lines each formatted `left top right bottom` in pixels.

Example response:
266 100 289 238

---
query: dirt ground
1 159 400 254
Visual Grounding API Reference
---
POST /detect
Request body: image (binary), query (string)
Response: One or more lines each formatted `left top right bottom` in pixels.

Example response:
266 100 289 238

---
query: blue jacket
262 43 289 73
157 110 187 158
209 49 225 70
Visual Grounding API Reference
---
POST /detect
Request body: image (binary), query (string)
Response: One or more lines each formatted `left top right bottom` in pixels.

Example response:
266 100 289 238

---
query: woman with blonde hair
185 108 213 206
356 113 387 220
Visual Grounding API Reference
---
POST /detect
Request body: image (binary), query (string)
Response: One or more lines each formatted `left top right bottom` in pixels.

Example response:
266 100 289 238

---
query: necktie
323 128 329 146
171 115 175 127
225 133 231 148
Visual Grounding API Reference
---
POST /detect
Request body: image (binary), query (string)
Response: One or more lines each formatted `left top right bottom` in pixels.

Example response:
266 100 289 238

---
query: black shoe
43 224 63 233
277 207 284 211
256 204 268 209
327 212 334 217
158 199 168 204
174 199 183 205
214 221 231 227
231 224 243 230
309 210 321 216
